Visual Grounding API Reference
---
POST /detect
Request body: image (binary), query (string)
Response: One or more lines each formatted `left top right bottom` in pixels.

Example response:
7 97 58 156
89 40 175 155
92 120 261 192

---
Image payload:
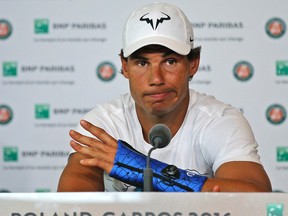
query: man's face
121 48 199 118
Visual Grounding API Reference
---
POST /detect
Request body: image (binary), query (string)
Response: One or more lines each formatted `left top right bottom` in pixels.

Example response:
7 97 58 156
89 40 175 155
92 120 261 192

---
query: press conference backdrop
0 0 287 192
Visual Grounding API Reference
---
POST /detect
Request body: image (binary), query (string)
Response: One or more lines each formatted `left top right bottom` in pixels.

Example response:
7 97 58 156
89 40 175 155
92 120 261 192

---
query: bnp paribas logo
266 104 286 125
266 17 286 39
34 19 49 34
2 61 17 77
267 203 283 216
0 105 13 125
0 19 13 39
35 104 50 119
35 188 51 192
233 61 253 81
277 146 288 162
96 61 116 82
3 146 18 162
276 60 288 76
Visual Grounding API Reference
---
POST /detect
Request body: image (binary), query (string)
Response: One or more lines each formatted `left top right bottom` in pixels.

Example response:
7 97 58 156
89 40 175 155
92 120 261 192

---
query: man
57 2 272 192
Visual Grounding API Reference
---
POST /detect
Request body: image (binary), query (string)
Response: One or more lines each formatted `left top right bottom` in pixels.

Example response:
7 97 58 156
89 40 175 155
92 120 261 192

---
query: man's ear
189 57 200 77
121 57 129 78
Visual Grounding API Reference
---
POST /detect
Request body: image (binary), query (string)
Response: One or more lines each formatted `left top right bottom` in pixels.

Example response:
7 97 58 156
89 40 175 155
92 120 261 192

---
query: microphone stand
144 124 172 192
143 146 157 191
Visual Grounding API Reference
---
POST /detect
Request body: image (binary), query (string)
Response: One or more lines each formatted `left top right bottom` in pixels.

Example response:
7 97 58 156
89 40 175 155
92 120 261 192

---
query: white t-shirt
74 89 261 191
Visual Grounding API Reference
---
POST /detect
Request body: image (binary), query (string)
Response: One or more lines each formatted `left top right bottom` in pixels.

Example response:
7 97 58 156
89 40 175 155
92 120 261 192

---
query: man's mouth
145 91 172 101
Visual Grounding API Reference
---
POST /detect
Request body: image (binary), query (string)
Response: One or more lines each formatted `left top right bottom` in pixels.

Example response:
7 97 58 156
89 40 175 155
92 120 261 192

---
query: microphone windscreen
148 124 172 148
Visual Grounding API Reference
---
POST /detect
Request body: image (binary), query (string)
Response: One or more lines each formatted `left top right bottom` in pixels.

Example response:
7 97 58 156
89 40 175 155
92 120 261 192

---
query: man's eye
166 59 176 65
137 61 147 67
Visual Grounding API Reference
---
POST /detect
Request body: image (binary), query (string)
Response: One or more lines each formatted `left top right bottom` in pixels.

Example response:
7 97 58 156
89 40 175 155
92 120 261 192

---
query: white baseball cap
122 2 194 57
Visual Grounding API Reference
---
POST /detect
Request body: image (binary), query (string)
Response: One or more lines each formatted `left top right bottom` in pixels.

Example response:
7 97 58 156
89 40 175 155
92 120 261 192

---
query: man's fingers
212 185 220 192
70 140 103 158
69 129 117 154
80 120 117 147
70 140 114 173
80 157 114 174
69 130 97 148
69 120 118 173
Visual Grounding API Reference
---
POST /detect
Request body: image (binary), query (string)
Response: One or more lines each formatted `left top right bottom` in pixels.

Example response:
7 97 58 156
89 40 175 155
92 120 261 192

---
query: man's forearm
57 153 104 192
202 178 271 192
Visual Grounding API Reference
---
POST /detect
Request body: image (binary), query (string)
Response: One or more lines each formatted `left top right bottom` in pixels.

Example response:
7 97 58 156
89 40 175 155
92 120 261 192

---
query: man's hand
69 119 117 174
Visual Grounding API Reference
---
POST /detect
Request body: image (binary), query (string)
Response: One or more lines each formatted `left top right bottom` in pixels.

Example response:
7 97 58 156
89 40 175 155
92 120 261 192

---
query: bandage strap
109 140 207 192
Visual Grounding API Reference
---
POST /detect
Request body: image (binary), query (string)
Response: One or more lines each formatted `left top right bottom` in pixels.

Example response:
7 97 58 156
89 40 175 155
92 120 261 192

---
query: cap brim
123 36 192 57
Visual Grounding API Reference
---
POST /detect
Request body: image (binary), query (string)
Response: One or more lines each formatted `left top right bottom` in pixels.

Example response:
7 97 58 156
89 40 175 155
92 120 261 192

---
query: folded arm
58 120 272 192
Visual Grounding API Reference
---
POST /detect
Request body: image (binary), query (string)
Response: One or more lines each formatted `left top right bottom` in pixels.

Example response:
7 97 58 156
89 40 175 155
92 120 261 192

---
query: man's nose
149 64 165 86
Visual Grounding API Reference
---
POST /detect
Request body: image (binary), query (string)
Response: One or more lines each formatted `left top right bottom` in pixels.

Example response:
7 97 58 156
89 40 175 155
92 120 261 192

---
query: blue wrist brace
109 140 207 192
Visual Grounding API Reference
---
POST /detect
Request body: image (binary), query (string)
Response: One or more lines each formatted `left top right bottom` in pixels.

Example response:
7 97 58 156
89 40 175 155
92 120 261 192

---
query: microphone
148 124 172 148
144 124 172 191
